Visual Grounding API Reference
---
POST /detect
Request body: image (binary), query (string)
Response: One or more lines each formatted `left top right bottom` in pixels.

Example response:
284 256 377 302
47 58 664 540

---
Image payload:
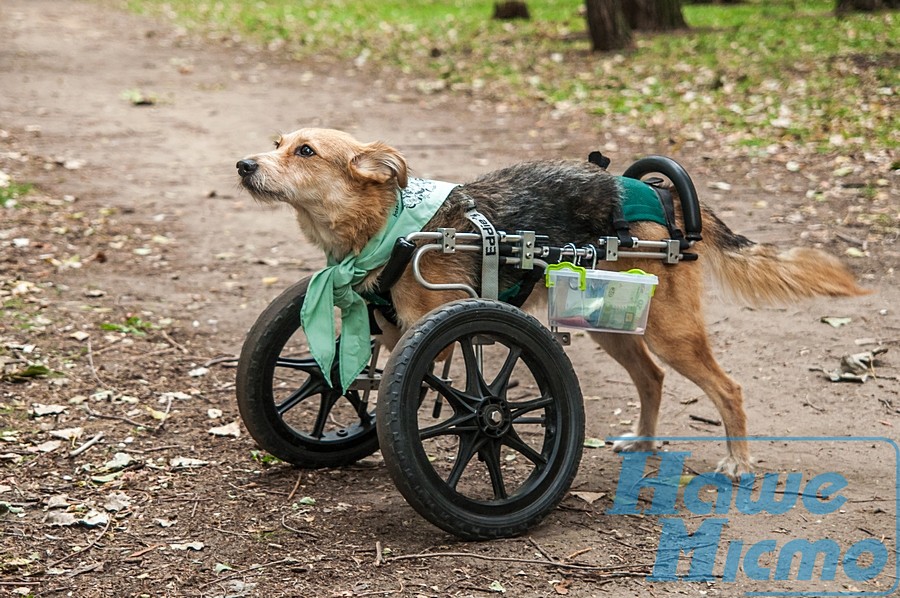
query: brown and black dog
237 128 867 477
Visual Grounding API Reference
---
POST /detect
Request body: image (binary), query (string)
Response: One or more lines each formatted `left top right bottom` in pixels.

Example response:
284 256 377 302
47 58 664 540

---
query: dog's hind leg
642 287 751 478
588 333 664 454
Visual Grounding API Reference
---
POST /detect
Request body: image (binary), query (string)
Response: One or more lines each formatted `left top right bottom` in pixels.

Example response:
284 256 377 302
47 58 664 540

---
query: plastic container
546 263 658 334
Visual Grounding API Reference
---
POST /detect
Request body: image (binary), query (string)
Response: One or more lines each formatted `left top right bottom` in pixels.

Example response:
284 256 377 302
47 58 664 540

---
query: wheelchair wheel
236 276 380 467
376 299 584 540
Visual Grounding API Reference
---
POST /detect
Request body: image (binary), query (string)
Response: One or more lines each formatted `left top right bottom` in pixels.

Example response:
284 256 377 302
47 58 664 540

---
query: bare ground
1 1 898 596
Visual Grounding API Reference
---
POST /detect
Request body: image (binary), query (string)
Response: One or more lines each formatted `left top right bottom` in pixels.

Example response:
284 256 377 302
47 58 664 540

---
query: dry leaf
571 491 606 505
208 421 241 438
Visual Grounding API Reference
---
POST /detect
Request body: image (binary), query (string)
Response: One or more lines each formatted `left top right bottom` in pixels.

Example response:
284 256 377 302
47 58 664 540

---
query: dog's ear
350 142 408 188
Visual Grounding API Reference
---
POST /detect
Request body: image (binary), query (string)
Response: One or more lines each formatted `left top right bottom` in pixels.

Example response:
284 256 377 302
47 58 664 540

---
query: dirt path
1 1 898 596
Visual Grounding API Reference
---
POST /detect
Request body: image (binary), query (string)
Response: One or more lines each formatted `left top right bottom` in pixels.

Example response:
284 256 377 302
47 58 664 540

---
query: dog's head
237 128 408 258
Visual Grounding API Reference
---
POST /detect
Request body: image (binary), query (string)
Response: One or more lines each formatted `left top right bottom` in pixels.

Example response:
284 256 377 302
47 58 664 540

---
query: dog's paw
716 455 754 480
612 433 656 453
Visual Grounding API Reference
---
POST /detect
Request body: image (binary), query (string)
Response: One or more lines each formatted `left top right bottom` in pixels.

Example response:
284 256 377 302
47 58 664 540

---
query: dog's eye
295 144 316 157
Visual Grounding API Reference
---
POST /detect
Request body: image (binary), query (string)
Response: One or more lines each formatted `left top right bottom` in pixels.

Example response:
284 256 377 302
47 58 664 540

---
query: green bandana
301 178 458 391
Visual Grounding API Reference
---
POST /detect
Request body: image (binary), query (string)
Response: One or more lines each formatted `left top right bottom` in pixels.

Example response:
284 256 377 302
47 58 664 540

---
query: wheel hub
476 398 511 438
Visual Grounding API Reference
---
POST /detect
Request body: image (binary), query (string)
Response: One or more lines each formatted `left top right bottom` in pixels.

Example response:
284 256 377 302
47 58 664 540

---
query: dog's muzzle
236 159 258 178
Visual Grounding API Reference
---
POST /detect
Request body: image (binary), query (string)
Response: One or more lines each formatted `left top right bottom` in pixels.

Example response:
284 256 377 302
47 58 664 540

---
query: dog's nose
236 159 258 177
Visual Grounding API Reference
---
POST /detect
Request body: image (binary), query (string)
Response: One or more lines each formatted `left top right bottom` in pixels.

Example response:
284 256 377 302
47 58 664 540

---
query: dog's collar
301 177 458 392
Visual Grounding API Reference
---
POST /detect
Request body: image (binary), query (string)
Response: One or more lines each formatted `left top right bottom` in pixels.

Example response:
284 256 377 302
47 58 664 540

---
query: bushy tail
700 207 870 305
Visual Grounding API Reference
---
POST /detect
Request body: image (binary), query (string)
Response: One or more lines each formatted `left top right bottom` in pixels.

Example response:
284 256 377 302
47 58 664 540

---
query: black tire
236 277 380 467
376 299 584 540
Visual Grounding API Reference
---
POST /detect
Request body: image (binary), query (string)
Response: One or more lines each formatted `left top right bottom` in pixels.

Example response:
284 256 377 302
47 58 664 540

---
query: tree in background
623 0 687 30
836 0 899 12
585 0 687 51
586 0 632 50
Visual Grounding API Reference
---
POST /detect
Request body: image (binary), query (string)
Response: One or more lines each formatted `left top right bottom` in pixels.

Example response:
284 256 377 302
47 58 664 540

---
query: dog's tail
699 207 870 304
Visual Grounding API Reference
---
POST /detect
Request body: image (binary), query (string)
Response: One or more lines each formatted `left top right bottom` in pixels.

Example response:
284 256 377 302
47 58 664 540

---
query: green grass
122 0 897 151
0 181 33 208
100 316 157 335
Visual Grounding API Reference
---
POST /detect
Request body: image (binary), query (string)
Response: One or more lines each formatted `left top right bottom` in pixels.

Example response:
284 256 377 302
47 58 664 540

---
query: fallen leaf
101 452 133 472
169 541 205 551
46 494 70 509
104 492 131 512
31 440 62 453
488 581 506 593
207 408 223 419
45 512 79 527
296 496 316 506
169 456 208 469
91 471 124 484
188 367 209 378
571 491 606 505
820 316 851 328
49 427 83 440
81 510 109 527
583 438 605 449
154 517 177 528
70 331 90 341
145 406 169 421
160 391 192 401
208 421 241 438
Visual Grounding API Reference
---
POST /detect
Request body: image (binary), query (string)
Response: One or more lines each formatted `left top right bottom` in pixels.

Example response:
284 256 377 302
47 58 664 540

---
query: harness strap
463 202 500 300
644 177 689 249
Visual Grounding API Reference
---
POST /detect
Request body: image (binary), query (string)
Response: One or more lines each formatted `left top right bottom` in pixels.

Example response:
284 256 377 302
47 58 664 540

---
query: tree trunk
836 0 898 11
623 0 687 31
585 0 633 51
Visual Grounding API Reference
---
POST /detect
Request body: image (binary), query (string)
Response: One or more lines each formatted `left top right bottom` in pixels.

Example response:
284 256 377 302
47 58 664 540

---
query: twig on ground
198 557 299 590
281 513 319 538
130 444 183 454
374 540 384 566
154 396 173 433
566 547 594 560
203 355 239 368
44 517 112 570
124 543 165 562
802 399 824 412
688 414 721 426
527 537 558 563
159 329 189 354
286 472 304 502
386 550 652 574
84 406 146 429
86 337 117 391
69 432 104 458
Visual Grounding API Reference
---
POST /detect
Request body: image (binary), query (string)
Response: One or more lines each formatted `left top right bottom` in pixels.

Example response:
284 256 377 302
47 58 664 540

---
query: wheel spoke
275 376 328 416
509 395 554 420
311 391 341 438
275 356 319 372
502 427 547 466
446 432 487 491
419 413 478 440
489 346 522 398
459 336 490 398
424 372 478 415
480 440 508 500
343 390 373 427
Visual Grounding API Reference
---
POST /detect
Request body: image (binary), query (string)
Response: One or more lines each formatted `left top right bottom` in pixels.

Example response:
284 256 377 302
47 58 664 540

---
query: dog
237 127 868 477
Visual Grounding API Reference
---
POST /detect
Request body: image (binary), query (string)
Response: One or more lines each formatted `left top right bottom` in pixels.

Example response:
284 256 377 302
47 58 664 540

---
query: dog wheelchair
235 156 702 540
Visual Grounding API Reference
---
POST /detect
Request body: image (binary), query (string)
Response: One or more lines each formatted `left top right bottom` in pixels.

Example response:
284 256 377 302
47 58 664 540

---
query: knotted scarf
301 178 458 391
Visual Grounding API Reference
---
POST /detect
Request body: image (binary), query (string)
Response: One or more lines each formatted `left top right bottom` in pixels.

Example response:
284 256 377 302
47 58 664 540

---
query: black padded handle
622 156 702 241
